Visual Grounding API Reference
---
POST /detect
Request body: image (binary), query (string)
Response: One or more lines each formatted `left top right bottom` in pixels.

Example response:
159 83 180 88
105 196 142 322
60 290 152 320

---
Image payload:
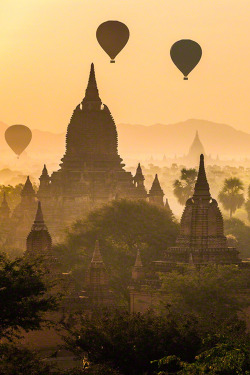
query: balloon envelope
96 21 130 62
5 125 32 156
170 40 202 80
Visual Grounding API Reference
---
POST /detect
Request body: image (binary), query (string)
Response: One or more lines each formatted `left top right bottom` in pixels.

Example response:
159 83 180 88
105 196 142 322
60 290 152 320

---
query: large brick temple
2 64 168 248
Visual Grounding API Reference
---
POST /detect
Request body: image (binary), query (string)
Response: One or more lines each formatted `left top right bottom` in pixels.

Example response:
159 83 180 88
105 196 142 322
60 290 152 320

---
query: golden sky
0 0 250 133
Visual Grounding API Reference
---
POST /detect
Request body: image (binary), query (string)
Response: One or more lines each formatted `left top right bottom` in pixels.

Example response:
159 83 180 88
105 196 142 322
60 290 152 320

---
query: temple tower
0 193 10 220
132 249 145 281
10 177 37 250
133 163 147 198
85 240 114 306
186 131 205 166
165 155 240 264
148 174 164 206
37 64 145 238
38 165 50 198
26 201 52 258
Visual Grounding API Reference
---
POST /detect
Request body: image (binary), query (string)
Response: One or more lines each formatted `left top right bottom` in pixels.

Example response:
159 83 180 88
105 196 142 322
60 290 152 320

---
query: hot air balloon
170 40 202 80
96 21 130 63
5 125 32 157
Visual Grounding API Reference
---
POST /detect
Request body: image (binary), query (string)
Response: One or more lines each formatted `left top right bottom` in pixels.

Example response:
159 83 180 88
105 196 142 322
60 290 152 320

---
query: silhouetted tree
224 218 250 259
173 168 197 205
154 343 250 374
218 177 245 217
62 309 201 375
0 253 57 340
0 344 55 375
159 265 249 332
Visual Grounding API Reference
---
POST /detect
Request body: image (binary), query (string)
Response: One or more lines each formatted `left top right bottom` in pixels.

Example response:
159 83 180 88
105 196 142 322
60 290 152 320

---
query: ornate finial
82 63 101 103
193 154 210 199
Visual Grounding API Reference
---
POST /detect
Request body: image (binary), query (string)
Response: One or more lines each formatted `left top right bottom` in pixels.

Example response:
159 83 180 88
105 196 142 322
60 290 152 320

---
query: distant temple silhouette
186 131 206 164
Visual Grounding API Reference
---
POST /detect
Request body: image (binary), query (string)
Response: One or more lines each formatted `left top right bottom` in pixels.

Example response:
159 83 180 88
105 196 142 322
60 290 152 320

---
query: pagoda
165 154 240 264
37 63 147 238
26 201 52 258
186 131 206 166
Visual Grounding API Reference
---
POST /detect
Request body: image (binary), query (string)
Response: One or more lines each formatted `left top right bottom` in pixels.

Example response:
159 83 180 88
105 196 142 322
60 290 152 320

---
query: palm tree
173 168 197 205
218 177 245 218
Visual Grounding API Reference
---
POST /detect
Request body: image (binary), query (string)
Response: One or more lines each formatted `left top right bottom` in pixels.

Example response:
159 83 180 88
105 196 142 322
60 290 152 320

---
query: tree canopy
173 168 197 205
55 199 179 302
224 217 250 259
218 177 245 218
0 253 57 339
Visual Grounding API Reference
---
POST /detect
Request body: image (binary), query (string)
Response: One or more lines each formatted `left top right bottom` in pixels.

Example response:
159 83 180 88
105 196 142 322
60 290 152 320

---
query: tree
62 309 202 375
154 343 250 374
218 177 245 218
224 218 250 259
173 168 197 205
159 265 250 333
0 253 58 339
54 199 179 303
0 344 55 375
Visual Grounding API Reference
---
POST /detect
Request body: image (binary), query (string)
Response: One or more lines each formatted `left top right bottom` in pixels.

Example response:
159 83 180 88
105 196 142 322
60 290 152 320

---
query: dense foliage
0 253 57 339
54 199 179 302
159 265 250 329
60 264 249 375
224 217 250 259
173 168 197 205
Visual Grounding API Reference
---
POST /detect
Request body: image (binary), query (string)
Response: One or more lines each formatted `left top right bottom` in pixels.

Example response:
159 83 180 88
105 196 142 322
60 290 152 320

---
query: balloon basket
183 77 188 80
110 60 115 63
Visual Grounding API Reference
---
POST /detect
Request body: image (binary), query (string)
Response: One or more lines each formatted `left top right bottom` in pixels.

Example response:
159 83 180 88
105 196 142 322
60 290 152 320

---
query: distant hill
117 119 250 159
0 119 250 161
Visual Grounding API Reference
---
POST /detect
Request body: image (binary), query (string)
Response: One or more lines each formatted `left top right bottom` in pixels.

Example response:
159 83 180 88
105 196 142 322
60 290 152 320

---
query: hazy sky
0 0 250 133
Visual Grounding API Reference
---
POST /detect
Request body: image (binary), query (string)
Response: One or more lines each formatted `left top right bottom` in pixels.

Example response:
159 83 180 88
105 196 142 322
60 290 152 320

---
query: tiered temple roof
165 154 240 264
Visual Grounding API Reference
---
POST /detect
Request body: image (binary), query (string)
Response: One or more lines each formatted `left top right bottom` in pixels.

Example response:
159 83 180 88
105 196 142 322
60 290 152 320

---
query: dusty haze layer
0 0 249 133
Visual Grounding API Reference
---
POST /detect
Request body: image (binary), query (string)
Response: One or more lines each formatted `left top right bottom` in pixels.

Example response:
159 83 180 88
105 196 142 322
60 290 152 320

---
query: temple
26 201 52 258
165 154 240 265
36 64 156 240
185 131 206 166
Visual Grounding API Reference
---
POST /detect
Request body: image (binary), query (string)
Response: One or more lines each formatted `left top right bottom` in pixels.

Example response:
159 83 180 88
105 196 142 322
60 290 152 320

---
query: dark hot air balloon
5 125 32 157
96 21 130 63
170 40 202 80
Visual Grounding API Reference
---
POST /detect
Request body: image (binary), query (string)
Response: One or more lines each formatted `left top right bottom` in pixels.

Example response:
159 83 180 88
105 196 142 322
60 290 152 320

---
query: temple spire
134 163 145 183
82 63 101 104
41 164 49 178
149 174 164 196
91 240 103 263
132 249 144 281
21 176 36 197
0 192 10 218
193 154 210 200
35 201 44 223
